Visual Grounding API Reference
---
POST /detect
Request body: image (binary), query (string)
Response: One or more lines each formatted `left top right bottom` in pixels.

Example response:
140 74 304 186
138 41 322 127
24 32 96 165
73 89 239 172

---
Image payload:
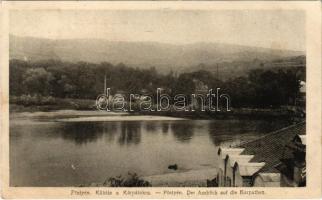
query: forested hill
10 35 304 75
184 55 306 80
10 57 305 108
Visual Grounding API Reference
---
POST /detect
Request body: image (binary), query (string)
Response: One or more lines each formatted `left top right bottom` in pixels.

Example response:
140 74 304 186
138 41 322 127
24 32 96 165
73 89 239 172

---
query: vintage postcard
0 1 321 199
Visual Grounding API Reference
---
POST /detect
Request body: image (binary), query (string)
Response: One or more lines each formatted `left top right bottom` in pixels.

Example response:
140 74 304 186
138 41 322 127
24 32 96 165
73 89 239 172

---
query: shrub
11 95 57 106
107 172 151 187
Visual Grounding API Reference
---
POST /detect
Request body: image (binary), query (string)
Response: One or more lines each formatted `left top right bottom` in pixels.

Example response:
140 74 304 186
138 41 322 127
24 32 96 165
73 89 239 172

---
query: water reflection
145 122 157 132
171 121 194 143
57 120 203 145
60 122 105 145
119 122 141 145
57 120 291 146
58 121 142 146
162 122 170 134
102 122 118 142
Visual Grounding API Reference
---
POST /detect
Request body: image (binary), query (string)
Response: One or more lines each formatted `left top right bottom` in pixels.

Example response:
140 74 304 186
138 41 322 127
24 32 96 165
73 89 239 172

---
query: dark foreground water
10 114 290 186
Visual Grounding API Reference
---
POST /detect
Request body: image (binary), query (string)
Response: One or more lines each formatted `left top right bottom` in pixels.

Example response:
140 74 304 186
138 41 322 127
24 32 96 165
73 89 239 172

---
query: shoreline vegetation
9 96 303 121
9 57 305 121
10 94 304 121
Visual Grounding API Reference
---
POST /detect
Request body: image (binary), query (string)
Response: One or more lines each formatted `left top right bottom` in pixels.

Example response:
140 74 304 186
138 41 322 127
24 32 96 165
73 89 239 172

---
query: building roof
256 173 281 182
238 122 306 173
228 155 254 167
218 148 245 159
238 162 266 176
298 135 306 145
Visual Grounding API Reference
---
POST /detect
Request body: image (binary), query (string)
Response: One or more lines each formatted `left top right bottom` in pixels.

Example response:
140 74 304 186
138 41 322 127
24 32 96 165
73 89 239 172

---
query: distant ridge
10 34 304 74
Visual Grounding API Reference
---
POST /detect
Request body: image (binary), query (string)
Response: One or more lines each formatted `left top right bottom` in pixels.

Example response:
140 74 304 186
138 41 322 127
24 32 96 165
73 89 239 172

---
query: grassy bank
10 95 303 121
10 95 96 112
134 104 303 121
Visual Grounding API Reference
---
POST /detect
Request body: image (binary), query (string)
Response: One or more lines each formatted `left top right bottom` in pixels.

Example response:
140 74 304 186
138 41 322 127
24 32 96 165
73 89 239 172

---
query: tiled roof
237 122 305 173
238 162 266 176
257 173 281 182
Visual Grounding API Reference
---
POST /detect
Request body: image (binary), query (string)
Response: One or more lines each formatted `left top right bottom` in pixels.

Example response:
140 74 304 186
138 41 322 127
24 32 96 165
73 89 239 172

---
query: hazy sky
10 10 305 51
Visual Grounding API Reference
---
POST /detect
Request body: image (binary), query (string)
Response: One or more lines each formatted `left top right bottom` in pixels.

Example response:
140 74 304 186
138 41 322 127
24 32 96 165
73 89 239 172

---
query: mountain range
10 34 304 75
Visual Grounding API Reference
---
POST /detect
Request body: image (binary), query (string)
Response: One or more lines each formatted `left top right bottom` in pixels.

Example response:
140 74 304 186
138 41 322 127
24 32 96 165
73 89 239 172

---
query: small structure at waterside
216 122 306 187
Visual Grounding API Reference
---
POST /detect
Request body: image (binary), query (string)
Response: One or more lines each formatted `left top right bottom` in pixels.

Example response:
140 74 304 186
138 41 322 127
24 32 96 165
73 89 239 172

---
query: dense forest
9 58 305 109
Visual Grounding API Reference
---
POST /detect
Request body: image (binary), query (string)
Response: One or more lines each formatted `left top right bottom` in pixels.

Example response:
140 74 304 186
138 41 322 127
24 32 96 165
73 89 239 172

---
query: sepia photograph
0 1 321 199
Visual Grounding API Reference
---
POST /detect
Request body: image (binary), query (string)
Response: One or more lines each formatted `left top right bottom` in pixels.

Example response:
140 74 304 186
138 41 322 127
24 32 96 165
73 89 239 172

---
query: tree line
9 59 305 108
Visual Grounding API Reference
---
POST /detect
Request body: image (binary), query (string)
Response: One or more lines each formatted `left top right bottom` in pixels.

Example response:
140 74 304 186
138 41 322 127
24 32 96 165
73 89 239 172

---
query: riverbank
9 109 185 123
136 106 303 121
10 96 95 112
85 168 218 187
10 104 301 121
56 115 186 122
9 95 304 121
142 168 218 187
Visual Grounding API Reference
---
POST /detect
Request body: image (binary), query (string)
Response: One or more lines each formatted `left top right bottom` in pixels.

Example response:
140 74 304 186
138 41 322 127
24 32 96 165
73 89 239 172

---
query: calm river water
10 113 290 186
